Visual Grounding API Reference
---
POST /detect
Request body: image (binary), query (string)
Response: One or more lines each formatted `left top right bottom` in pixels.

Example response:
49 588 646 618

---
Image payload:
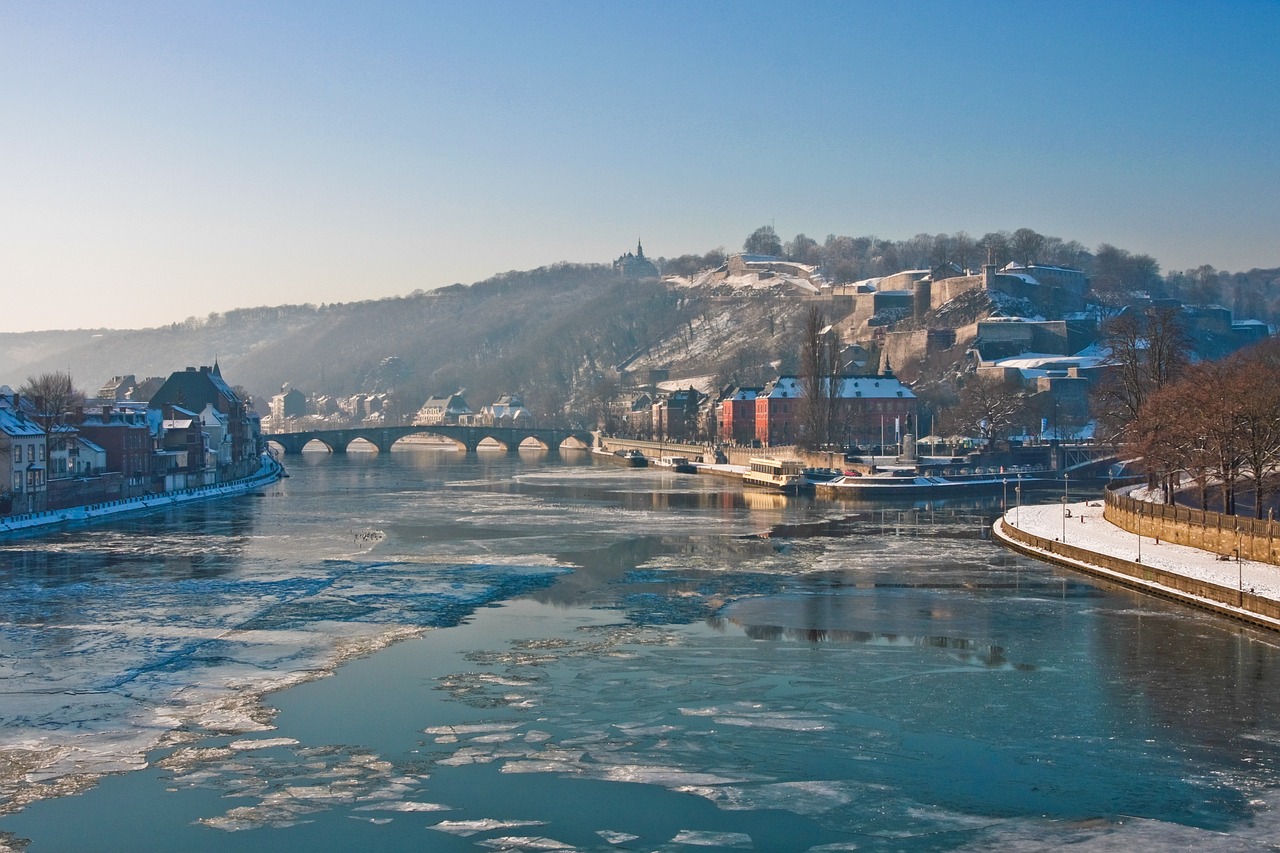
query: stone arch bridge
265 425 593 455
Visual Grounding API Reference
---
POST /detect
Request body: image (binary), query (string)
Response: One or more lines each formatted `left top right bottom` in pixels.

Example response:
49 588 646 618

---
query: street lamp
1002 478 1008 518
1062 472 1069 541
1136 501 1142 563
1015 474 1022 526
1237 526 1244 605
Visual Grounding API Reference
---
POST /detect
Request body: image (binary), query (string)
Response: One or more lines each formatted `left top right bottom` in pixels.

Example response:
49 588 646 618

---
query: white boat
656 456 698 474
815 470 1005 498
743 458 806 494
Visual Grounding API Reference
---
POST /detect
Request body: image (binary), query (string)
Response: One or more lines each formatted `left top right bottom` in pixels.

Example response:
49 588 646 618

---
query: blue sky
2 1 1277 332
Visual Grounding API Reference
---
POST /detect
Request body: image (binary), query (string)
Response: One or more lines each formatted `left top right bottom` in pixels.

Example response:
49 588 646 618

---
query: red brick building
718 386 759 444
755 374 917 448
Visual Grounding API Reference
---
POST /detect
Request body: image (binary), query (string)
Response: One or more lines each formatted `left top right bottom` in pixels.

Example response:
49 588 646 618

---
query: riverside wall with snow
1104 486 1280 567
995 501 1280 632
0 454 286 538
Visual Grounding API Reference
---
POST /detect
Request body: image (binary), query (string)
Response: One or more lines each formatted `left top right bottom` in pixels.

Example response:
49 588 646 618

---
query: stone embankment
994 492 1280 632
0 454 286 538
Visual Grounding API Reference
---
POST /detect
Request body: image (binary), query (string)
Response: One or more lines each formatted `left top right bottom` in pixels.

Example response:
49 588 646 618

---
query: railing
1104 485 1280 567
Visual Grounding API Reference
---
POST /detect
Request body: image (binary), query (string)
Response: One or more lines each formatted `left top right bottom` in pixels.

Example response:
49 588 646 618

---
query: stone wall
1104 487 1280 567
47 473 125 510
929 275 984 310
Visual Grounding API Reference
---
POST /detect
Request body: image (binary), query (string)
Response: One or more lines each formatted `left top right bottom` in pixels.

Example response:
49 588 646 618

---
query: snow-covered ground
1002 499 1280 607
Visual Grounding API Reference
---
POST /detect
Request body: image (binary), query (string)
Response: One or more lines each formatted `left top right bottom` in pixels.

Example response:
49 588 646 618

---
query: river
1 448 1278 851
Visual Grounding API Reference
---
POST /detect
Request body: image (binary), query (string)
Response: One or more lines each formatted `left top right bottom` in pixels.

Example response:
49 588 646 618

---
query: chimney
11 393 18 407
102 404 113 420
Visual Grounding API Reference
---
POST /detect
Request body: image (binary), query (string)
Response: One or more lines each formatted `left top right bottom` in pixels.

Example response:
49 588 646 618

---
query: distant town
1 364 263 516
4 228 1276 520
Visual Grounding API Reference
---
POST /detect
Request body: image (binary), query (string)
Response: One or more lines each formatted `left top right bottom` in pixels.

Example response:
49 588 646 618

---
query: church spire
636 238 644 258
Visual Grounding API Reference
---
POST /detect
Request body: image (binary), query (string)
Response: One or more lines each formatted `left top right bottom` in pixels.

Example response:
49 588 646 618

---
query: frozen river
2 449 1279 851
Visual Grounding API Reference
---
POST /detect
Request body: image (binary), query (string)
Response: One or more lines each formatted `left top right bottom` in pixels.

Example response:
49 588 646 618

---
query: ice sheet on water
0 556 566 814
352 800 450 812
675 781 854 815
428 818 548 837
670 829 753 847
476 837 575 851
595 829 639 844
228 737 299 750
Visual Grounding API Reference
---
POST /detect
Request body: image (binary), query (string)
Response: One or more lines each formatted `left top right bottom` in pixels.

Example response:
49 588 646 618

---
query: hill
0 264 810 421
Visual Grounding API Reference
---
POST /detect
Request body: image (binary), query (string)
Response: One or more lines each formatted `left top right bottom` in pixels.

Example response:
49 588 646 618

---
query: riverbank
994 499 1280 631
0 453 287 538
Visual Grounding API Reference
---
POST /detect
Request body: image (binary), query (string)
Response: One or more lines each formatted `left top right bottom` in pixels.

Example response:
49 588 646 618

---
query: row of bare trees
1127 339 1280 517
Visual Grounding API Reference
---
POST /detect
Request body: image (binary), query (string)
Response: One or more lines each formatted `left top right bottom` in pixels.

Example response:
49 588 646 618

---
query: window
39 444 45 461
14 445 21 463
12 473 20 491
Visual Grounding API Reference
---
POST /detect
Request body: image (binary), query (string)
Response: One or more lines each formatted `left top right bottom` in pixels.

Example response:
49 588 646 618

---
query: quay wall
995 518 1280 631
1104 487 1280 567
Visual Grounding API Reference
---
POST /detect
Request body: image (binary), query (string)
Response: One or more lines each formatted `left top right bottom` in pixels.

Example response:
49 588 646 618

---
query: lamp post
1062 472 1069 542
1002 478 1008 517
1016 474 1022 526
1237 526 1244 606
1136 502 1142 563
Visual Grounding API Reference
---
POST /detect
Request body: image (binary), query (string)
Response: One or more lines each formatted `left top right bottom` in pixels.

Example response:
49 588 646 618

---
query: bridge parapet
265 425 592 455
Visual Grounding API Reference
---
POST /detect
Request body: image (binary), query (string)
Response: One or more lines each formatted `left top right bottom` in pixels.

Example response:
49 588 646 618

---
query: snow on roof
992 352 1107 371
0 408 45 437
761 375 916 399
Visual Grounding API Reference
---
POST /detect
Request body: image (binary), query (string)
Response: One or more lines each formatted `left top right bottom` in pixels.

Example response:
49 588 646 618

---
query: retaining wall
995 519 1280 630
1104 487 1280 567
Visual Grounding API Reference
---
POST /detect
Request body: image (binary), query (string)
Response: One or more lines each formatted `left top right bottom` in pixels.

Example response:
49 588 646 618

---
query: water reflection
3 449 1280 851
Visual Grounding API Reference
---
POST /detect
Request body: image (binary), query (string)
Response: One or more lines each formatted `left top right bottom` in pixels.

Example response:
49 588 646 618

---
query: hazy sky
2 1 1278 332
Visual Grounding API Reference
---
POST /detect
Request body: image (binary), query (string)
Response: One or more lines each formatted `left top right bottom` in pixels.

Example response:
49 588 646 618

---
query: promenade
995 498 1280 632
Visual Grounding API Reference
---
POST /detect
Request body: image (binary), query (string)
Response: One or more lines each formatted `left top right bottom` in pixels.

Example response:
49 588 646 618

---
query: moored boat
815 470 1005 499
594 447 649 467
657 456 698 474
743 457 806 494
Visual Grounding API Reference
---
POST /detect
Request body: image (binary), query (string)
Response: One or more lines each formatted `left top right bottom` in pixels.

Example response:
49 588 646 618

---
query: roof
761 375 916 400
149 366 241 413
991 352 1107 372
0 407 46 437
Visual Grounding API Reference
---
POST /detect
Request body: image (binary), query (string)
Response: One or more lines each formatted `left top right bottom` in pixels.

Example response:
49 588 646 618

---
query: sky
2 1 1278 332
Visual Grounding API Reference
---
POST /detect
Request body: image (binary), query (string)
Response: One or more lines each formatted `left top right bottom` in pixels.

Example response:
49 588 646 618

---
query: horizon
3 1 1279 333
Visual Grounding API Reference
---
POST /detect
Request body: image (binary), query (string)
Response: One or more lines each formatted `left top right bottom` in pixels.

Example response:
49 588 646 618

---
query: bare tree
796 307 844 449
1091 304 1190 441
950 231 976 271
784 233 820 265
1009 228 1046 267
952 374 1027 448
743 225 782 257
19 371 85 433
1229 340 1280 516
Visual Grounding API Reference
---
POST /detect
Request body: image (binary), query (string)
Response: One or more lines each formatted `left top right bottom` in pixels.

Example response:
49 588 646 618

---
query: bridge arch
267 425 596 456
388 429 469 453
